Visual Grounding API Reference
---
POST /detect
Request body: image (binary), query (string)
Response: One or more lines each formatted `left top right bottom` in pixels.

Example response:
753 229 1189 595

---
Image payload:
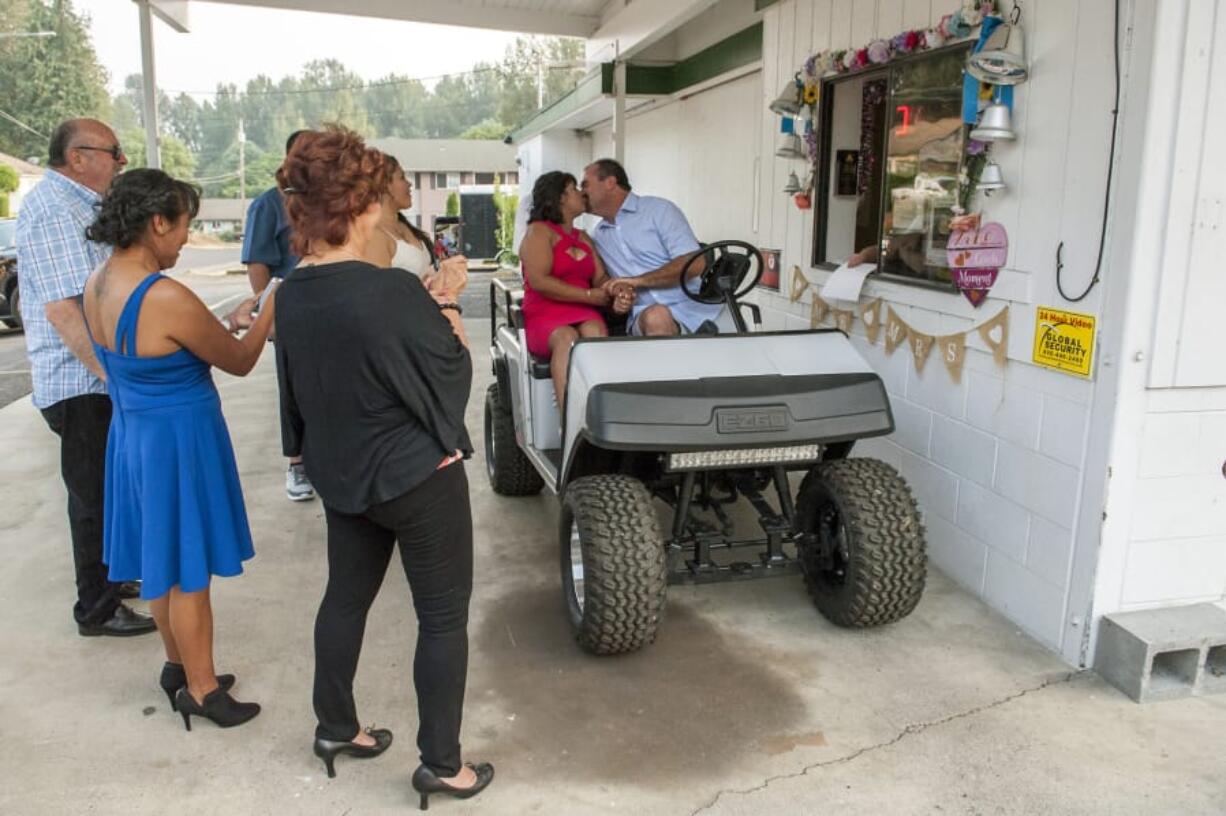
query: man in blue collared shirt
241 130 317 502
582 159 720 335
17 118 155 636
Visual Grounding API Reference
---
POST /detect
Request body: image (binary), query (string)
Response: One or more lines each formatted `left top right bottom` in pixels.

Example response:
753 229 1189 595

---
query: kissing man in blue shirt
582 159 718 335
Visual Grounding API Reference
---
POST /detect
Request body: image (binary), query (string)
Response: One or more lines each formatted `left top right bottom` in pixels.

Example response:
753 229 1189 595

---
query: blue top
590 192 721 332
241 187 299 278
15 169 111 408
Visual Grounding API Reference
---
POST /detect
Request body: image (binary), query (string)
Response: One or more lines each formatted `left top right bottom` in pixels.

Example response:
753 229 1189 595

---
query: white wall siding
744 0 1126 660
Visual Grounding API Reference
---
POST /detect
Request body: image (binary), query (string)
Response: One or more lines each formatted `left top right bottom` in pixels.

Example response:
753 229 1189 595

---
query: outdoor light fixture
976 161 1006 196
969 102 1016 141
783 171 802 194
967 19 1028 85
775 133 805 159
667 445 822 472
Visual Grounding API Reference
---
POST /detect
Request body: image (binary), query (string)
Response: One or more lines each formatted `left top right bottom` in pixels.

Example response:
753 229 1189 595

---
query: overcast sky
77 0 524 98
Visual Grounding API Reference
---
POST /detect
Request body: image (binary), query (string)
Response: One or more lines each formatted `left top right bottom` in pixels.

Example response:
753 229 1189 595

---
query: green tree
363 74 430 138
118 129 197 180
0 164 18 217
492 178 518 263
0 0 110 159
445 191 460 217
496 36 586 129
460 118 510 140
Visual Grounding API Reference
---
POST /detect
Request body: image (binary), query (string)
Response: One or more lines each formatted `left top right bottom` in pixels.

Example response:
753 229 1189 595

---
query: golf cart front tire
484 383 544 496
560 475 667 655
795 458 926 627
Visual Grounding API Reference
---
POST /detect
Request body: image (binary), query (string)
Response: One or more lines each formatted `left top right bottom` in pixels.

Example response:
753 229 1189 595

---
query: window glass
815 44 970 287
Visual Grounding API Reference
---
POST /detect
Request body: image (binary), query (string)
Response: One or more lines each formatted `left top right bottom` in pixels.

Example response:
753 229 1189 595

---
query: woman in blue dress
83 169 276 730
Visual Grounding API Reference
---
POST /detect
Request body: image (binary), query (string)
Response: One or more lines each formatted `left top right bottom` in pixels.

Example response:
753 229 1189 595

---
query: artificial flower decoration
966 138 987 156
923 28 947 48
803 84 819 105
867 39 891 63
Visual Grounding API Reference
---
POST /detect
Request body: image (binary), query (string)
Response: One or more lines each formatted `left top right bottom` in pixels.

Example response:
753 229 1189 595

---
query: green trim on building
512 68 606 141
668 22 762 92
511 22 764 142
754 0 781 10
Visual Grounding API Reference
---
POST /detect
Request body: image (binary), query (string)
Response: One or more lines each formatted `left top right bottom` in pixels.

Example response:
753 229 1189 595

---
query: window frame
811 41 973 293
433 172 448 189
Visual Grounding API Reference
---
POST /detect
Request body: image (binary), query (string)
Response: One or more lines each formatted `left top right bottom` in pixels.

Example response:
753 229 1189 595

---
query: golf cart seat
507 301 554 379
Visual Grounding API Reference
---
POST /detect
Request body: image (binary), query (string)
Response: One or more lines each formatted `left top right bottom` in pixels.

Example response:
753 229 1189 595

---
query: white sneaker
286 463 316 502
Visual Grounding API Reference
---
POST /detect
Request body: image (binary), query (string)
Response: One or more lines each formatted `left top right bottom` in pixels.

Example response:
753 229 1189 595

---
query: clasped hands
594 278 636 315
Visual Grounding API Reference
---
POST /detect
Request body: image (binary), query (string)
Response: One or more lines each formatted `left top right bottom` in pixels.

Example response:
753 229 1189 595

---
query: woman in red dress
519 171 621 408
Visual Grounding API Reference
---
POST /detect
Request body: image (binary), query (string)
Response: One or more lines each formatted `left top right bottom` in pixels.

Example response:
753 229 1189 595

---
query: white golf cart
484 241 926 655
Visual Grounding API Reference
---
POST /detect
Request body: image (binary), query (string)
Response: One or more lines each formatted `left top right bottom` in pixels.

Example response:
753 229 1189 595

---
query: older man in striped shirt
17 118 155 637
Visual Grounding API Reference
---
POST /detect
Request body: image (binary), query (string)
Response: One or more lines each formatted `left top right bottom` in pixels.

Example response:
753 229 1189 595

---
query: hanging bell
775 133 805 159
783 171 802 195
769 73 804 116
969 102 1016 141
976 161 1006 196
967 20 1028 85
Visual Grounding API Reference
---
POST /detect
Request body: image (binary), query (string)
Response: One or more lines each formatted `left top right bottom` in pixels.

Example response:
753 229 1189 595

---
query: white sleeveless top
384 228 433 277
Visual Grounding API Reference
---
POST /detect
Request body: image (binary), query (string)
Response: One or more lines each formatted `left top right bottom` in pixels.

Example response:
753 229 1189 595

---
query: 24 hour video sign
1032 307 1096 377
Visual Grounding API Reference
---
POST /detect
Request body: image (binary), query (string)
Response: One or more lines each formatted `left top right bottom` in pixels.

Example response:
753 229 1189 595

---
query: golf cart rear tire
2 283 19 330
484 383 544 496
560 475 667 655
796 458 926 627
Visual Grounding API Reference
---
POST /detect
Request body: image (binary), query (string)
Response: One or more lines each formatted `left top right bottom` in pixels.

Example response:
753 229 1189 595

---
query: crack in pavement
689 670 1088 815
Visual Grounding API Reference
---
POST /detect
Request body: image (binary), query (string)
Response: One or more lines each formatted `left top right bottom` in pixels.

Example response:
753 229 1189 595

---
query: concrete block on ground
1094 603 1226 703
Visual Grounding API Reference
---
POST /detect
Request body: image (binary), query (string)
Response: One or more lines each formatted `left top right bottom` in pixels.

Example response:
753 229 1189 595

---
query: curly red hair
275 126 392 256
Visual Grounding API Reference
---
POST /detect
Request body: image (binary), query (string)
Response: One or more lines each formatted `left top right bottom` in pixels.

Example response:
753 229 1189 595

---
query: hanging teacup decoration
946 220 1008 307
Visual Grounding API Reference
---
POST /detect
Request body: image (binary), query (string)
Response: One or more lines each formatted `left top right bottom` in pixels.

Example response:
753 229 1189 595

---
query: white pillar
612 58 627 164
137 0 161 169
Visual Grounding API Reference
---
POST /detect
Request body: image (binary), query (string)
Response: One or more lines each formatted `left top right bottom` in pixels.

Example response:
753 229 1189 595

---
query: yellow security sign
1033 307 1096 377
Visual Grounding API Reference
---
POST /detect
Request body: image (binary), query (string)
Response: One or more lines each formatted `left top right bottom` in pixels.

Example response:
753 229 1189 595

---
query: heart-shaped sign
948 222 1007 308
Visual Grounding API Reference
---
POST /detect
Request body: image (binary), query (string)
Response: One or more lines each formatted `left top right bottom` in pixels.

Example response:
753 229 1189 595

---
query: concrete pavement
0 320 1223 815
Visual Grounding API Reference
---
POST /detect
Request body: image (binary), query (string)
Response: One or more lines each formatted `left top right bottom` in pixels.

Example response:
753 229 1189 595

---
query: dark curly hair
528 171 577 225
276 126 393 256
86 168 201 249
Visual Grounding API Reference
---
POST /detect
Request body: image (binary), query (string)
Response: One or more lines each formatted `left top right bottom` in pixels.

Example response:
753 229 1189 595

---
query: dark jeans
314 463 473 776
40 394 121 625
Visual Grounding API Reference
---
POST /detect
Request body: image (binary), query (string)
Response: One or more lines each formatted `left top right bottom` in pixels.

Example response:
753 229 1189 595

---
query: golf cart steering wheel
679 240 764 305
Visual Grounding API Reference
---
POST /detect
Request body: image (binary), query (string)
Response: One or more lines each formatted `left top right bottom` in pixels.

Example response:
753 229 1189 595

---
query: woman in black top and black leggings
273 126 493 809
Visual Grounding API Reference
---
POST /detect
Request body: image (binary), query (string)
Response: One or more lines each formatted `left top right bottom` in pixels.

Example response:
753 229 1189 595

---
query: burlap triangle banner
835 309 855 334
937 332 968 383
909 330 935 373
860 298 883 345
884 306 908 355
977 306 1009 367
810 294 830 328
789 266 810 302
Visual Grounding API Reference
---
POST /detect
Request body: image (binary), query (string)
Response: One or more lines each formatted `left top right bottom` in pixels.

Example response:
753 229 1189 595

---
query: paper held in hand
820 262 875 302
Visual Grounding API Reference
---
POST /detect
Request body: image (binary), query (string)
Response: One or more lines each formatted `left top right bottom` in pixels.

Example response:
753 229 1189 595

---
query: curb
185 262 245 277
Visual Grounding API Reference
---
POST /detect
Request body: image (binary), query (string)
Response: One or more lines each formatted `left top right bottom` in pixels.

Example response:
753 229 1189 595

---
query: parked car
0 217 20 330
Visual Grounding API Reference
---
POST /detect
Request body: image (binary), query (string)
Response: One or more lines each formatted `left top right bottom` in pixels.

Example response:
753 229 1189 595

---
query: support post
612 49 626 164
137 0 161 169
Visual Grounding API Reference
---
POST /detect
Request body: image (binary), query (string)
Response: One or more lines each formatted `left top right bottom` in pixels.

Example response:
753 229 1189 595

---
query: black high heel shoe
313 727 393 778
159 662 236 710
174 686 260 730
411 762 494 811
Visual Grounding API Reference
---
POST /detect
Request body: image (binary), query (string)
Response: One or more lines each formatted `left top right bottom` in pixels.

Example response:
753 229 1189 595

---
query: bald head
49 118 127 193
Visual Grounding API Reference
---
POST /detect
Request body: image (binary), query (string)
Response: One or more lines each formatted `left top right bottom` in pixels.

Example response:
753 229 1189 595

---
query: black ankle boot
411 762 494 811
175 686 260 730
159 662 235 711
313 727 393 778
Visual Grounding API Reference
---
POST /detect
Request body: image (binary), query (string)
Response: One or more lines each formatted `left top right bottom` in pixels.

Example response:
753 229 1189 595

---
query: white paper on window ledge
820 262 876 302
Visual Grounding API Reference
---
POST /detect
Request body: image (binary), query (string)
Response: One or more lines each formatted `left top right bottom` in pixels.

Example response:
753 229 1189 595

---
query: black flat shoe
116 581 142 600
175 687 260 730
159 662 236 710
314 727 393 778
411 762 494 811
77 604 157 637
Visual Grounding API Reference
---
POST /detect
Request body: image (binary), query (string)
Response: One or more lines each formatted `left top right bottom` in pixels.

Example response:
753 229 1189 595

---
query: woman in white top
368 155 468 296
